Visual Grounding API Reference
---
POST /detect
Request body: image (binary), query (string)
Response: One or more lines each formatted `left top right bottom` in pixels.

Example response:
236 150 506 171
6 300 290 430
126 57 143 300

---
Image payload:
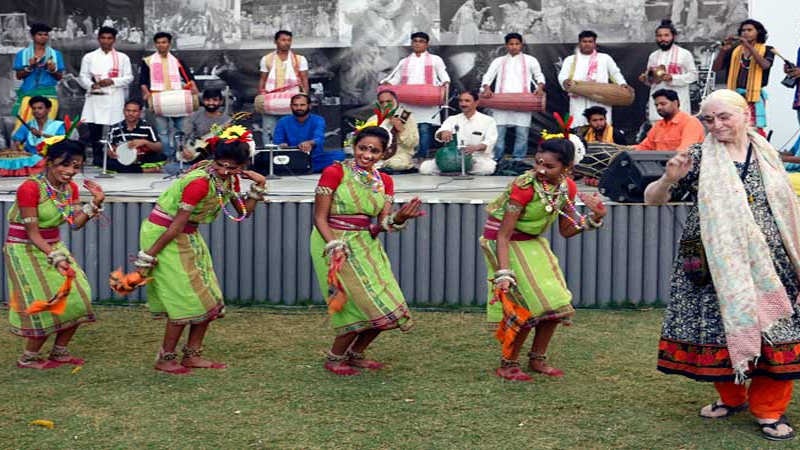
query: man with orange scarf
576 106 626 145
713 19 774 135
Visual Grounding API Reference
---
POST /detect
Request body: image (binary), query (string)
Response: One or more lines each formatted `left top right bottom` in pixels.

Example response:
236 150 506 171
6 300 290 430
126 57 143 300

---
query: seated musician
419 91 497 176
575 106 627 145
272 93 345 173
634 89 704 152
11 96 64 154
105 99 165 173
5 95 62 175
180 88 231 164
369 89 418 173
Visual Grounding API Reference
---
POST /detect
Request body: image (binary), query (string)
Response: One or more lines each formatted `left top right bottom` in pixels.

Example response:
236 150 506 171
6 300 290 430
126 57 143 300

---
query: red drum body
378 84 446 106
480 92 546 112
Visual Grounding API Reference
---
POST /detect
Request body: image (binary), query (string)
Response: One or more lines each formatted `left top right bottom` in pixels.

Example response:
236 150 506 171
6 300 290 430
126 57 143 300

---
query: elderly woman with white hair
646 89 800 441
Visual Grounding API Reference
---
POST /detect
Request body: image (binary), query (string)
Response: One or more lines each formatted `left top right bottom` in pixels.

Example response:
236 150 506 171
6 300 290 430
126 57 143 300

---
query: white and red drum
149 90 198 117
377 84 446 107
255 88 300 115
480 92 546 112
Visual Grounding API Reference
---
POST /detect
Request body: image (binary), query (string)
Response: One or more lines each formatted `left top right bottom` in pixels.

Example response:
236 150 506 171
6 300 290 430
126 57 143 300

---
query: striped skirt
4 236 94 338
139 217 224 324
310 227 413 336
480 236 574 326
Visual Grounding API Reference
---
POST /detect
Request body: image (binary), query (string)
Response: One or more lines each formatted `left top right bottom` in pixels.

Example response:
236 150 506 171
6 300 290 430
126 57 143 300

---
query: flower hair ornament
352 100 397 146
205 124 255 157
539 112 585 164
36 114 82 157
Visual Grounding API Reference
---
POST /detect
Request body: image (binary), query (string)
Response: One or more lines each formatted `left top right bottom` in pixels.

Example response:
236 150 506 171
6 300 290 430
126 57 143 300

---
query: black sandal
699 400 748 419
760 416 796 441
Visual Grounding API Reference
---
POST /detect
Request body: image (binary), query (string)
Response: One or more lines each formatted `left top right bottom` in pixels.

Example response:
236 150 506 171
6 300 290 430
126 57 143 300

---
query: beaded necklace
348 160 384 193
209 171 247 222
40 173 74 224
534 178 586 230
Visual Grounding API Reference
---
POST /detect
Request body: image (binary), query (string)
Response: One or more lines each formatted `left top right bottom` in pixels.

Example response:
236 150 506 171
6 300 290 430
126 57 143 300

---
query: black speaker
599 151 676 203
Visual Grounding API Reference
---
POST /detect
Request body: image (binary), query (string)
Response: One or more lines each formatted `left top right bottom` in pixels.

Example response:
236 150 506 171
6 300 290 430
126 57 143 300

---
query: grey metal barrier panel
0 201 689 307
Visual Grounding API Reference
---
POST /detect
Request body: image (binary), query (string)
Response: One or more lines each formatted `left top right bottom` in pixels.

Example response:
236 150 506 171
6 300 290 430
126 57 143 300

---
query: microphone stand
451 124 473 180
96 127 114 178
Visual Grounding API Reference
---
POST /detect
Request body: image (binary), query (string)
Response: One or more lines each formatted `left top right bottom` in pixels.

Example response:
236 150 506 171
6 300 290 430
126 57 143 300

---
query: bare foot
181 355 227 369
528 358 565 377
155 358 192 375
324 360 360 376
495 365 533 382
347 358 384 370
17 358 61 370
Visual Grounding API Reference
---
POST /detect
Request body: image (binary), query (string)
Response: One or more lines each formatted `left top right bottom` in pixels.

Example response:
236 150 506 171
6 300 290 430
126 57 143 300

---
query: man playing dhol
481 32 545 161
381 32 451 162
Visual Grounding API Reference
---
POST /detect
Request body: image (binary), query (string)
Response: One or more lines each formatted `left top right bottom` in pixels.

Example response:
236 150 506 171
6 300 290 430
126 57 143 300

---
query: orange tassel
109 268 151 296
493 289 531 360
24 270 75 316
326 253 347 314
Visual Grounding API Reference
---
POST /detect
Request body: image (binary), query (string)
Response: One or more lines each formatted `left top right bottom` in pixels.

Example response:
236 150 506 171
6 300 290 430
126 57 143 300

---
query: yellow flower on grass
29 419 55 429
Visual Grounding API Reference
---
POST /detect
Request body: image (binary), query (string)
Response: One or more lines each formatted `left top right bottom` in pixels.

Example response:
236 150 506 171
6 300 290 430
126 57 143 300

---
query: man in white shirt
557 30 629 127
419 91 497 176
638 19 697 123
78 26 133 166
381 31 451 160
259 30 309 145
480 32 545 161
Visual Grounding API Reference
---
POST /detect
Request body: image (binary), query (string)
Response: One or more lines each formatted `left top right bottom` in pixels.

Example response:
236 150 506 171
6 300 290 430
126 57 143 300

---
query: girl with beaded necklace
480 138 606 381
129 126 267 375
311 126 424 376
5 138 105 369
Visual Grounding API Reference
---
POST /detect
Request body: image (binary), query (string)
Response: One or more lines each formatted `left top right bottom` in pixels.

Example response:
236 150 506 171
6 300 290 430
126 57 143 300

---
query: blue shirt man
273 93 344 172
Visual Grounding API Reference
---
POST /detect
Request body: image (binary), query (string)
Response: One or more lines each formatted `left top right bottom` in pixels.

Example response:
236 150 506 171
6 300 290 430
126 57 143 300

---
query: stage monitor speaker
598 150 677 203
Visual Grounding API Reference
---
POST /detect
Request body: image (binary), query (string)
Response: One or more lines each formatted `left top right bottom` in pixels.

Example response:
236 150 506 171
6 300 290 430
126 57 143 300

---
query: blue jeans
261 114 279 145
154 115 185 161
416 122 435 159
495 125 530 161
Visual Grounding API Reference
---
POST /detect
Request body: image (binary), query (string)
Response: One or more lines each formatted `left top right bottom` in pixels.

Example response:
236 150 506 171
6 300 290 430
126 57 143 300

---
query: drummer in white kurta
557 30 628 127
638 19 697 123
259 30 309 145
381 31 450 160
78 26 133 167
480 32 545 161
419 91 497 176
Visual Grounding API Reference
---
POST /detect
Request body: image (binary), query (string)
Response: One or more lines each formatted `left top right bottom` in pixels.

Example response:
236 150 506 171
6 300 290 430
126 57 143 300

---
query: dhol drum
254 87 300 115
378 84 446 106
149 90 198 117
435 137 473 173
573 142 628 179
116 141 139 166
480 92 546 112
566 81 635 106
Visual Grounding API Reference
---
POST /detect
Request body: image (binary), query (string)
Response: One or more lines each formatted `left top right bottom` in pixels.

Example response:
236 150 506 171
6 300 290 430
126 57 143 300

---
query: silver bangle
587 216 603 229
493 275 517 285
323 239 350 257
494 269 515 278
46 250 68 268
246 185 266 200
382 212 408 231
134 250 157 268
390 213 408 230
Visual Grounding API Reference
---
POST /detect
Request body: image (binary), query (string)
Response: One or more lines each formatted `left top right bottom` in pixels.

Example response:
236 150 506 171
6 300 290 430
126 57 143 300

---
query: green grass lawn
0 306 795 449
